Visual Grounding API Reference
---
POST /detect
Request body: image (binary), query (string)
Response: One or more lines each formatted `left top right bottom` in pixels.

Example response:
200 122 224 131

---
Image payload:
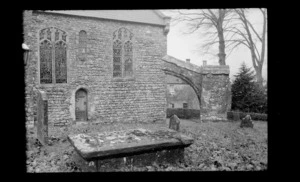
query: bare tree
170 9 237 65
228 9 267 88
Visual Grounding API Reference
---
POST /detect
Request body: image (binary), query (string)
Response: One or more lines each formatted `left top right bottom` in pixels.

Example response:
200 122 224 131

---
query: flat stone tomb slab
68 128 194 171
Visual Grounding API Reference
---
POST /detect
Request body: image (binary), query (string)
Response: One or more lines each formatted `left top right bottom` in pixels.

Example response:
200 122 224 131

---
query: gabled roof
40 10 170 26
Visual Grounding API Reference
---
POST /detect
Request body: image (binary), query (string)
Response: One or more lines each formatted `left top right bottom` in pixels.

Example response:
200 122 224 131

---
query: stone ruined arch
163 69 202 111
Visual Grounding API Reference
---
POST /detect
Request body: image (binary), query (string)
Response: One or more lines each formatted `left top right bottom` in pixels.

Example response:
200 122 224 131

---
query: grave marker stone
36 90 48 145
240 114 253 128
68 128 194 171
169 115 180 131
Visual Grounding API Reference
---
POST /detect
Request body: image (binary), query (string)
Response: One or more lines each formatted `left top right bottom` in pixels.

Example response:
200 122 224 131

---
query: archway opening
165 74 200 120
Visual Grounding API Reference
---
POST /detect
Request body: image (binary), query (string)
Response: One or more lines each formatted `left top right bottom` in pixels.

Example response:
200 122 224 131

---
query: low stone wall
166 108 200 119
227 111 267 121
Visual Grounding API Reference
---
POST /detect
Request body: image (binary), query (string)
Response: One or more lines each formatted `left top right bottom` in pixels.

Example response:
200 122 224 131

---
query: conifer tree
231 62 267 113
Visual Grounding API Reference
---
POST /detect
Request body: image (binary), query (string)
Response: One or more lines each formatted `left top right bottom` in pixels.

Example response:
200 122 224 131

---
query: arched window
112 27 133 77
79 30 87 53
124 41 133 77
113 40 122 77
40 40 52 83
40 27 67 84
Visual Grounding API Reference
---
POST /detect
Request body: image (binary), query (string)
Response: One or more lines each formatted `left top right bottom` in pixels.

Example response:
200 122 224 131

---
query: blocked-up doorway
75 89 88 121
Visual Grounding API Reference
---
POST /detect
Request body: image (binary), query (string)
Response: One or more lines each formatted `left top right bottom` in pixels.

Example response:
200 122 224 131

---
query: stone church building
24 10 171 126
23 10 231 127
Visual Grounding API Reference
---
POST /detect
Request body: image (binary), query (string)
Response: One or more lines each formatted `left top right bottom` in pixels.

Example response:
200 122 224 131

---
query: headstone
240 115 253 128
169 115 180 131
36 90 48 145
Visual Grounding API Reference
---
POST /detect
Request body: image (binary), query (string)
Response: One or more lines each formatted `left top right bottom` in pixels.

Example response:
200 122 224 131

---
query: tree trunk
255 65 263 88
218 29 226 65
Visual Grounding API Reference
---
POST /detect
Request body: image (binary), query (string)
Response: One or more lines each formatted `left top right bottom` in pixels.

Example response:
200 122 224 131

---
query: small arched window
39 27 67 84
112 27 133 77
79 30 87 53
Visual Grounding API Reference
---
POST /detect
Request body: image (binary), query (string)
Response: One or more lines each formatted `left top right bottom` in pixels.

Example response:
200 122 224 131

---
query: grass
26 119 267 172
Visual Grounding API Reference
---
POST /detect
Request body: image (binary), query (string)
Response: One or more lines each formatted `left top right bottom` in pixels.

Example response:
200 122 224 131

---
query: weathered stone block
36 90 48 145
68 128 193 171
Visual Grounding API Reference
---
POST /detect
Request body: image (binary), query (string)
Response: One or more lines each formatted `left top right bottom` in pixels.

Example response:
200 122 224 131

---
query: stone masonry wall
24 11 167 126
162 56 231 121
200 66 231 120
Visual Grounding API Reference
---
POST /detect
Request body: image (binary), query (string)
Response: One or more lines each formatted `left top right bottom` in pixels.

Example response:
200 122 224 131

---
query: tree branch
246 19 262 42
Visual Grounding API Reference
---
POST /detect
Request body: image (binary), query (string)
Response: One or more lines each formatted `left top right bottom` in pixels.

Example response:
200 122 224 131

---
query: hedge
166 108 200 119
227 111 267 121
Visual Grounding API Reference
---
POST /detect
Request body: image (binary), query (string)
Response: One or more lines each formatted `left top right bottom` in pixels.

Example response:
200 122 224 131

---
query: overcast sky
161 9 267 82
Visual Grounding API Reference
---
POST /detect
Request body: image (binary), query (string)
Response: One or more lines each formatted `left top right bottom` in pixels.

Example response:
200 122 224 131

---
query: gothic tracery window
40 40 52 83
39 27 67 84
113 27 133 77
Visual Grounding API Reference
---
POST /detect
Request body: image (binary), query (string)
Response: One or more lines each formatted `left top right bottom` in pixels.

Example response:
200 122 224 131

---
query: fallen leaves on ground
26 119 267 172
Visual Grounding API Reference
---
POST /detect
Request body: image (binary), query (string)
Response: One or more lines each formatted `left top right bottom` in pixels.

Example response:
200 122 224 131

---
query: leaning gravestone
36 90 48 145
169 115 180 131
240 115 253 128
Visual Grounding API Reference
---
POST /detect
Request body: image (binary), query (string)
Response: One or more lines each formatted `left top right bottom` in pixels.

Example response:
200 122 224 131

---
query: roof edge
35 10 168 27
153 10 171 20
153 10 171 35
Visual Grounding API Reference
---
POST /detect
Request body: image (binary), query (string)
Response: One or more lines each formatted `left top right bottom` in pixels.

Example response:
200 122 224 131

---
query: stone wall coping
162 55 202 73
162 55 230 75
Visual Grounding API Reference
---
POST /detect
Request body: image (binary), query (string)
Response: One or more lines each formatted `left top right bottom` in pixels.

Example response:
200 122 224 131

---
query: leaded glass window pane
39 27 67 84
62 32 67 42
40 40 52 84
113 40 122 77
46 28 52 41
113 28 133 78
55 30 59 41
124 58 133 77
124 41 133 77
40 29 45 41
55 41 67 83
124 41 132 56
